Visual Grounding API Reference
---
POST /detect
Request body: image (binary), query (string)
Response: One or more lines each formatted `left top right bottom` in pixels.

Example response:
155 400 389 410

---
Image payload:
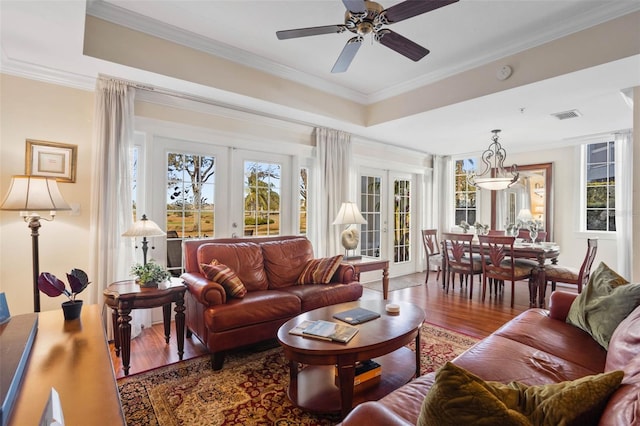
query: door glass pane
299 168 308 235
394 179 410 264
166 152 216 276
244 161 281 236
360 175 381 258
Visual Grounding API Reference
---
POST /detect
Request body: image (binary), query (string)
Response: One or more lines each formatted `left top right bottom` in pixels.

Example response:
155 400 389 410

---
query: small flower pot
61 300 83 320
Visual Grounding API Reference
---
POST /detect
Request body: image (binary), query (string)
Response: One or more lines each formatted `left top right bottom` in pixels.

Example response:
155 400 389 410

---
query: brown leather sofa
341 290 640 425
181 235 363 370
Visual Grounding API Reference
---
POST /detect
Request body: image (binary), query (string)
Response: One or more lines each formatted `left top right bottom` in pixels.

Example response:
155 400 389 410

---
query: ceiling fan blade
331 37 362 73
342 0 367 13
276 24 345 40
376 29 429 62
384 0 459 23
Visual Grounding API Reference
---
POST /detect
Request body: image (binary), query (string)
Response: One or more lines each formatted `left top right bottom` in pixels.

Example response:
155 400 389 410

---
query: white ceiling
1 0 639 156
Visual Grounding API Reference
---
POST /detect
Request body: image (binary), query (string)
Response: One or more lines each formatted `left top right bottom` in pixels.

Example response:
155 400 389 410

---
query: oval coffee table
277 300 425 418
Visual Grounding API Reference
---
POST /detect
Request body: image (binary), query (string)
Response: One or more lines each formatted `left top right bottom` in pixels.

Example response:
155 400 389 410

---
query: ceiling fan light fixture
467 129 519 191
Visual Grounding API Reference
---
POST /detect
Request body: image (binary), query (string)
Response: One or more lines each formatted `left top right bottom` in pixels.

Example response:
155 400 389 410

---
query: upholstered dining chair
517 228 547 242
542 238 598 294
421 229 443 284
478 235 533 308
441 232 483 299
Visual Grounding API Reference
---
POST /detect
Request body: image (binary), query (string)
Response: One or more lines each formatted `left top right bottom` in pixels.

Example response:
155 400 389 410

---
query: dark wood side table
103 278 186 376
343 258 390 299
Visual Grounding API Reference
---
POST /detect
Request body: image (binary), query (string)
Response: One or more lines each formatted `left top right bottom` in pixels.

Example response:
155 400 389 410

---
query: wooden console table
103 278 186 375
343 258 390 299
8 304 125 425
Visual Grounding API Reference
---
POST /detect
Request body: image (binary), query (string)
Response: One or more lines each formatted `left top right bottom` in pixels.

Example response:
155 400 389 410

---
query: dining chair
478 235 533 308
488 230 505 236
441 233 483 299
517 229 547 242
542 238 598 294
421 229 443 284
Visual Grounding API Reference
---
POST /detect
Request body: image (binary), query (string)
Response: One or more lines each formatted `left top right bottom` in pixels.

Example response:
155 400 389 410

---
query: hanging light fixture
467 129 519 190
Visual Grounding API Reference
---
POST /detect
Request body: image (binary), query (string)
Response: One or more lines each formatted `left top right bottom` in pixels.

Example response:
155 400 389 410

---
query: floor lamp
0 176 71 312
122 214 166 265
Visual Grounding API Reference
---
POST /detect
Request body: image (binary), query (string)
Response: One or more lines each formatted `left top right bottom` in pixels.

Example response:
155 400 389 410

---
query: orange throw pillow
201 260 247 298
297 255 343 285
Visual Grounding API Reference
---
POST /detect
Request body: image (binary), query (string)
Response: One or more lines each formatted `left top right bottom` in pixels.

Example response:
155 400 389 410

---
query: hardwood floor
109 272 575 379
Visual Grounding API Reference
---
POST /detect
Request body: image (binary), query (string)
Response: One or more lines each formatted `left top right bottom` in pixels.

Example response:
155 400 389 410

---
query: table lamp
333 201 367 260
122 214 166 265
0 175 71 312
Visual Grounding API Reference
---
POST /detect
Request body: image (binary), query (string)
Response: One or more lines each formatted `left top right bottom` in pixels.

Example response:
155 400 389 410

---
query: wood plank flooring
109 272 575 378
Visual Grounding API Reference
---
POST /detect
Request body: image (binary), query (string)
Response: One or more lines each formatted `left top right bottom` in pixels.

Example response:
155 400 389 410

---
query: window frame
582 140 616 233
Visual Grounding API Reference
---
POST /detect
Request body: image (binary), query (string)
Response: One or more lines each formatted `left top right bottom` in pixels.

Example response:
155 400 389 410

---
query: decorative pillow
296 255 343 285
201 260 247 298
417 362 624 426
566 261 640 349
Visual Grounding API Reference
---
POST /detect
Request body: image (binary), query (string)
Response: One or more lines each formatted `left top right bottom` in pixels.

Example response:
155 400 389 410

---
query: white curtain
615 130 633 279
314 128 352 257
89 78 149 339
433 155 453 233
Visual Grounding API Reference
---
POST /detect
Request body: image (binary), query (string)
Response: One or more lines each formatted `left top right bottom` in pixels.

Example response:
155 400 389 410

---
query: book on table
295 319 359 343
333 307 380 325
335 359 382 387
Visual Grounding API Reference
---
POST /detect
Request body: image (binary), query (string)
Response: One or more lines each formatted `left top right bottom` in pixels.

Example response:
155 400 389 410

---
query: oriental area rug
118 323 479 426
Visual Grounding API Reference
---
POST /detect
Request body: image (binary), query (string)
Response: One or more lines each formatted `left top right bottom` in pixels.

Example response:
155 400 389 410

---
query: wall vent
551 109 582 120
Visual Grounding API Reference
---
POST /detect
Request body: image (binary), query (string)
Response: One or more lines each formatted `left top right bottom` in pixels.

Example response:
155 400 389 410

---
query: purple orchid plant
38 269 91 303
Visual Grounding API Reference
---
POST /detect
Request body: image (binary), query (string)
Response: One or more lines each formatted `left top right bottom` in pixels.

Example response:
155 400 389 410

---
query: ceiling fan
276 0 459 73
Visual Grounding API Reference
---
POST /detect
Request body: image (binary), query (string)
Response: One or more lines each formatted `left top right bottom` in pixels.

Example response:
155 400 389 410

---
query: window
244 161 281 236
299 167 308 235
585 141 615 231
360 175 381 258
130 146 139 222
393 178 411 263
454 159 477 225
166 152 215 276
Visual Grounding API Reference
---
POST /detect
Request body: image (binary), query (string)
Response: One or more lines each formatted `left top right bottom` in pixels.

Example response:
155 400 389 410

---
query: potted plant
130 260 170 288
38 269 91 320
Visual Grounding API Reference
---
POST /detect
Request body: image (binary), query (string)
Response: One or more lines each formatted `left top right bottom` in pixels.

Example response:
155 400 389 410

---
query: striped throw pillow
297 255 344 285
201 260 247 298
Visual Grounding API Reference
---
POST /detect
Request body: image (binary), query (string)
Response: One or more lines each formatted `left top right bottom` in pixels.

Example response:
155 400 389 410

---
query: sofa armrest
340 402 413 426
181 272 226 306
548 290 578 321
331 263 356 284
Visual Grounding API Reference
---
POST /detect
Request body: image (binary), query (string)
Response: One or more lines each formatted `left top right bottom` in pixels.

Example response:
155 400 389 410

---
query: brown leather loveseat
341 290 640 425
182 235 363 370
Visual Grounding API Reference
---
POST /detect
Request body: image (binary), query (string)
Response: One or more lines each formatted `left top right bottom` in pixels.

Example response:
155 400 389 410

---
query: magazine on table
291 319 359 343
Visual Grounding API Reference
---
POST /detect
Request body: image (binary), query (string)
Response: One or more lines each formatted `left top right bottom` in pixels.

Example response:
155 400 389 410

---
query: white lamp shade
0 175 70 211
517 208 533 221
122 215 166 237
333 202 367 225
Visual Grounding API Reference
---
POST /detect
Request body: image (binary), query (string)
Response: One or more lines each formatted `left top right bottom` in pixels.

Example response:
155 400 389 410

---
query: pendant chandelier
467 129 519 190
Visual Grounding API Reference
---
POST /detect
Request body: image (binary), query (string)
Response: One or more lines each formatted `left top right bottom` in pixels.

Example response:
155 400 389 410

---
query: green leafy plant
459 220 470 233
38 269 91 303
130 260 170 287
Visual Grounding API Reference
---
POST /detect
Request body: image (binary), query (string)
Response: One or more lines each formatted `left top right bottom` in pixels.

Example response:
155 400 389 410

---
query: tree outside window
244 161 281 236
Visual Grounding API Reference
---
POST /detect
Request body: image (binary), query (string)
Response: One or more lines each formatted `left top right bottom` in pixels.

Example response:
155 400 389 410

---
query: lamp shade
122 214 166 237
333 202 367 225
0 175 70 211
517 208 533 222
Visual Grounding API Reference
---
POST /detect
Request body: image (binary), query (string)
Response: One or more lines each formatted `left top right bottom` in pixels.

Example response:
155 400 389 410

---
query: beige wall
0 74 95 315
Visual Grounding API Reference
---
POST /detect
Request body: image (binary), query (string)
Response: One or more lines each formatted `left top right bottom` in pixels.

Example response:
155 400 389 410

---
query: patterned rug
118 323 478 426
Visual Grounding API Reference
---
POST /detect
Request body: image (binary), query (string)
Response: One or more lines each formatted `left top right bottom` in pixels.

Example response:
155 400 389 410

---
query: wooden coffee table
277 300 425 418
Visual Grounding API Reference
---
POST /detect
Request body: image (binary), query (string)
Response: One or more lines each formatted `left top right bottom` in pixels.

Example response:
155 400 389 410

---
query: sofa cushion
417 362 623 426
197 242 269 291
567 262 640 349
200 260 247 298
261 238 314 288
296 255 343 285
606 304 640 371
279 282 363 312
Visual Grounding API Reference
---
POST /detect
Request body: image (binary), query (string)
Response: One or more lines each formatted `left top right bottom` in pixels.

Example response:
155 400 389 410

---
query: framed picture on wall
25 139 77 183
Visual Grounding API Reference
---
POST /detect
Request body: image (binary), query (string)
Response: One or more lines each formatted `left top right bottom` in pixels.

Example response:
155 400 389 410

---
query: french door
359 168 417 277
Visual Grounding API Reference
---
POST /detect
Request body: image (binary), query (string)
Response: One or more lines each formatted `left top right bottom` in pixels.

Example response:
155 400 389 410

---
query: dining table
441 238 560 308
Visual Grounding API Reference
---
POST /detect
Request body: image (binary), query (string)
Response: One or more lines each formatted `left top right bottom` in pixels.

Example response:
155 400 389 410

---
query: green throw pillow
417 362 623 426
566 261 640 349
